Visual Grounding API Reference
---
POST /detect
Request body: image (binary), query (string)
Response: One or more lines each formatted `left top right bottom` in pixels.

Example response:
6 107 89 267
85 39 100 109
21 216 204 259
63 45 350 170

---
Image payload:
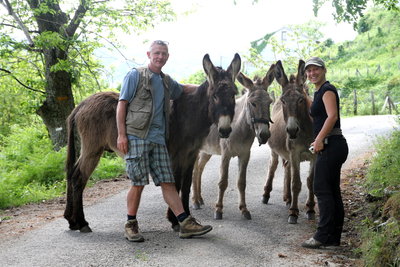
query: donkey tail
66 110 78 179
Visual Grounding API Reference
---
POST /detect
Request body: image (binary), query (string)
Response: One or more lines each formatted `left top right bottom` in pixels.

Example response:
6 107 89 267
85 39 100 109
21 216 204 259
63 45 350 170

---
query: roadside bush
0 124 125 209
365 126 400 197
359 118 400 266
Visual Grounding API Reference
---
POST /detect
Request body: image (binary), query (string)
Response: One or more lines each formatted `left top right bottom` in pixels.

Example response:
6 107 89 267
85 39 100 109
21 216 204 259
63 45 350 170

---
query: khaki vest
126 67 172 139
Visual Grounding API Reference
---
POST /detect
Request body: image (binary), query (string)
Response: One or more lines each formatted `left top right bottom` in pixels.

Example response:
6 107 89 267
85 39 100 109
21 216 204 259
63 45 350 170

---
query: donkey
166 54 241 230
191 66 275 221
262 60 316 224
64 53 241 232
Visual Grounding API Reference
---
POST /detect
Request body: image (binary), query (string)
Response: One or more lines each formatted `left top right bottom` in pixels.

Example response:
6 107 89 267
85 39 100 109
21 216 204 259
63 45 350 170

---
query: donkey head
203 53 241 138
274 60 309 139
237 64 275 145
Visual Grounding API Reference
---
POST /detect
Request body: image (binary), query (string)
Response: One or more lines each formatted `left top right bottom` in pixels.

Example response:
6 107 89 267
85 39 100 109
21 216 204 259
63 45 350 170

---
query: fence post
374 65 381 75
353 89 358 116
370 91 376 115
270 90 275 103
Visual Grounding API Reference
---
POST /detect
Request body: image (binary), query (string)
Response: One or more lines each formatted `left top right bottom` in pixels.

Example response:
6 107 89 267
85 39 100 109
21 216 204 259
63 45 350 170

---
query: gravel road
0 115 397 267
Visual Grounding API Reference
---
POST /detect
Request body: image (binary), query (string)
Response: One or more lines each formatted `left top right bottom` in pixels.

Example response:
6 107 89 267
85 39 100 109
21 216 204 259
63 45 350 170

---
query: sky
101 0 359 84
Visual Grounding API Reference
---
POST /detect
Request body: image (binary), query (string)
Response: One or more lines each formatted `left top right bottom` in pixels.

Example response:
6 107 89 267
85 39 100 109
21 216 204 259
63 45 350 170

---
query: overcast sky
101 0 359 84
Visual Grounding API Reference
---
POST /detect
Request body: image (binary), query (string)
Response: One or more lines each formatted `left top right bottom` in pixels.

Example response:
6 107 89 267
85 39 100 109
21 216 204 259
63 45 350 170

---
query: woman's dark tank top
310 81 341 138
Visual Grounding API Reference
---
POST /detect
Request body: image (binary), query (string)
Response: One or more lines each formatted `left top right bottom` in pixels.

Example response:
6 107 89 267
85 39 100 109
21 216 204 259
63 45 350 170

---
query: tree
312 0 399 28
0 0 174 150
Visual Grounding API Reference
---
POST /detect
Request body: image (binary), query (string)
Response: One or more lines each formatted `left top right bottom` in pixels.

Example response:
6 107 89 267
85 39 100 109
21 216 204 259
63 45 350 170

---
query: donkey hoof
262 196 269 204
307 212 316 221
192 202 201 210
242 211 252 220
288 215 298 224
80 225 92 233
214 211 223 220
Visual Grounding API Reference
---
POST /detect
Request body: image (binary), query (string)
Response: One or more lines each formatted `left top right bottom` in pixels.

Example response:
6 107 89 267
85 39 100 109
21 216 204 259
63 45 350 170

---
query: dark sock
127 215 136 221
177 212 188 222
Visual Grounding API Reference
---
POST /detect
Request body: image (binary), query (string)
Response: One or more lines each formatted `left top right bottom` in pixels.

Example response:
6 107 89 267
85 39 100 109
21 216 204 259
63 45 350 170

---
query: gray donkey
192 66 275 220
262 60 316 224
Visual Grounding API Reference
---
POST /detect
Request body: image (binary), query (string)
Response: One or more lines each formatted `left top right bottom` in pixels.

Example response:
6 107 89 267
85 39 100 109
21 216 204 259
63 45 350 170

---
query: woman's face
305 65 326 88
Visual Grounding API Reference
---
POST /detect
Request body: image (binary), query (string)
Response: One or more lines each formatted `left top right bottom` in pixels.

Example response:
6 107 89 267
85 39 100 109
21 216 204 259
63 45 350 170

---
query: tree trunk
37 48 75 150
26 0 85 150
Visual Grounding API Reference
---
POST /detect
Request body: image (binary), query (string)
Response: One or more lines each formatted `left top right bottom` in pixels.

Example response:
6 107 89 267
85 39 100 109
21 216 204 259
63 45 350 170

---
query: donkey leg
288 160 301 224
64 168 75 225
168 170 182 231
262 152 279 204
181 165 195 216
306 159 316 220
215 155 230 220
192 153 212 209
71 149 103 232
238 152 251 220
283 161 292 206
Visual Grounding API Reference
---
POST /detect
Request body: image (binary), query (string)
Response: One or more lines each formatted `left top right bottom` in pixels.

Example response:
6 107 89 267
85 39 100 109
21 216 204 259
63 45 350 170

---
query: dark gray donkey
191 66 275 220
64 54 241 232
262 60 316 224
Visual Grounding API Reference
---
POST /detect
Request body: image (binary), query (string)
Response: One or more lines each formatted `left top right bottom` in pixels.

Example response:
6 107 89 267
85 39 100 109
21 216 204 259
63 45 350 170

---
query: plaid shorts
125 139 175 186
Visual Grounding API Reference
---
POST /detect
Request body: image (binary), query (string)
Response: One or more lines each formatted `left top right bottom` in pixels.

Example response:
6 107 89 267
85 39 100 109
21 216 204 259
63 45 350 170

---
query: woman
302 57 349 249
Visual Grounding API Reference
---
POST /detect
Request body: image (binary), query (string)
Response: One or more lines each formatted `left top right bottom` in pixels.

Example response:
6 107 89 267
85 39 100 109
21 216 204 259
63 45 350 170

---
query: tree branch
72 47 102 91
0 68 46 94
1 0 35 46
65 0 88 37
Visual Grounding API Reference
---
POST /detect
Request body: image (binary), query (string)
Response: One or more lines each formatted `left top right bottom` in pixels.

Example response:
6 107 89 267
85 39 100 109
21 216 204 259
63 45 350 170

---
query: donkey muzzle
258 131 271 146
218 115 233 138
219 127 232 138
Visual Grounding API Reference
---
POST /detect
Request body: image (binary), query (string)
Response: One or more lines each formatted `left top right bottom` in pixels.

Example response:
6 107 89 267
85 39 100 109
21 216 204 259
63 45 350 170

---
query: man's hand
116 100 129 155
117 134 129 155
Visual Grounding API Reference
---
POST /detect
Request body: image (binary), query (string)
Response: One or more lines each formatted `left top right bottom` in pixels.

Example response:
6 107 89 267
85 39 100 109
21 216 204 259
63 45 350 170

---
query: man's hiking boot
124 219 144 242
179 216 212 238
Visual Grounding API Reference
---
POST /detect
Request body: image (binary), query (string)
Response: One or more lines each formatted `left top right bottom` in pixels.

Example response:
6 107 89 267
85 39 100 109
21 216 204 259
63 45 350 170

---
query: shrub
365 128 400 197
0 124 125 209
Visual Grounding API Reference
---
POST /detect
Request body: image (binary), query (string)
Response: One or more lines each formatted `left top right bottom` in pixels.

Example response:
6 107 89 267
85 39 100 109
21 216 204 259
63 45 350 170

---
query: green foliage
365 127 400 197
90 152 125 184
312 0 399 28
360 216 400 266
358 15 371 33
246 20 324 82
180 70 206 85
316 8 400 116
0 123 125 209
356 118 400 266
0 0 176 148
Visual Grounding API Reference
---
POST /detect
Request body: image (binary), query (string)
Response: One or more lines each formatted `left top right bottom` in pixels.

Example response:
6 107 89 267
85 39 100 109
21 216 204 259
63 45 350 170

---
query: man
116 40 212 242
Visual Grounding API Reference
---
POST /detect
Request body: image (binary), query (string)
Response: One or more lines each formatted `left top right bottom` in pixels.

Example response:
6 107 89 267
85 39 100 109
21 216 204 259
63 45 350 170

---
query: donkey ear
237 72 254 91
227 53 241 82
274 60 288 88
262 63 275 88
203 54 218 86
296 59 306 86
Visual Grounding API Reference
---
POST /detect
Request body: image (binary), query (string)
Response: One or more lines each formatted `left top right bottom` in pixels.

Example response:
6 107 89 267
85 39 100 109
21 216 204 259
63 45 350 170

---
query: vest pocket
126 111 151 130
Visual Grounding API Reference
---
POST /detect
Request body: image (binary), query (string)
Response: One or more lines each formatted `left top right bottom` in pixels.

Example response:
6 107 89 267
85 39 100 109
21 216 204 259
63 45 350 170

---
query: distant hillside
316 8 400 115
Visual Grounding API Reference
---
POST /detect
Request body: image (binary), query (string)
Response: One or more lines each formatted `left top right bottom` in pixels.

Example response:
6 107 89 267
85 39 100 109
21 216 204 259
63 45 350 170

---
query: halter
248 101 271 131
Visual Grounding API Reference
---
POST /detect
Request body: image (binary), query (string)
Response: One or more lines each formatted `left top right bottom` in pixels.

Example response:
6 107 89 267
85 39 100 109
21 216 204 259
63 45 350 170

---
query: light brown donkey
262 60 316 224
192 66 275 220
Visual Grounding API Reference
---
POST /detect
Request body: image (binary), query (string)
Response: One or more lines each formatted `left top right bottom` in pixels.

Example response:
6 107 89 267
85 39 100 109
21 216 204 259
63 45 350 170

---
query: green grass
0 124 125 209
358 120 400 266
365 127 400 197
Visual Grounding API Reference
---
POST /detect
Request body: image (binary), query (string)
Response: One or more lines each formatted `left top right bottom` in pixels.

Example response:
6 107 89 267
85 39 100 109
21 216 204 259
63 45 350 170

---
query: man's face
147 44 169 71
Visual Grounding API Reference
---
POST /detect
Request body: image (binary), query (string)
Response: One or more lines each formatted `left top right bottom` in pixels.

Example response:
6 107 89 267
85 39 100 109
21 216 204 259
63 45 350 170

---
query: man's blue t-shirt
119 68 182 145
